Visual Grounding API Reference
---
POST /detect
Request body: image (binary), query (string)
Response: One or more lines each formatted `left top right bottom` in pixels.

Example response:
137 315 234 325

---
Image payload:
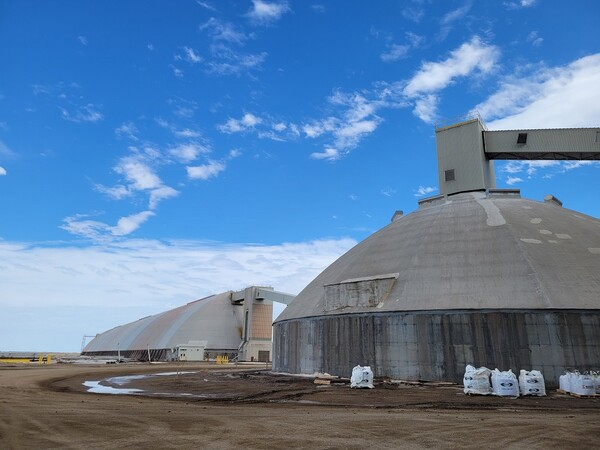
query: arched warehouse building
83 286 294 362
273 119 600 385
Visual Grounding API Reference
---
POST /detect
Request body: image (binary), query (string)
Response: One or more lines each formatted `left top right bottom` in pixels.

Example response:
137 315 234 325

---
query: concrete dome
273 192 600 384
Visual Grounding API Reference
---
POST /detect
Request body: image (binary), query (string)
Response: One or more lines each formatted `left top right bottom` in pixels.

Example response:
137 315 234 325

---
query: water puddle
83 371 196 395
83 380 143 395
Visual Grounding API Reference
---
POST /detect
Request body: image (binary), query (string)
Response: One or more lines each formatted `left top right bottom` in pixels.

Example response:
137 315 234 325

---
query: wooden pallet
569 392 598 398
556 389 598 398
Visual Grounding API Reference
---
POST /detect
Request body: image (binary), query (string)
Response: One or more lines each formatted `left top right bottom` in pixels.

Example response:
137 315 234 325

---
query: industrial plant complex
84 118 599 385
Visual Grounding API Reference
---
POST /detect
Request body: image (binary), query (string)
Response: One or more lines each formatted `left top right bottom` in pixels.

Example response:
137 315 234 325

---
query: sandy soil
0 362 598 449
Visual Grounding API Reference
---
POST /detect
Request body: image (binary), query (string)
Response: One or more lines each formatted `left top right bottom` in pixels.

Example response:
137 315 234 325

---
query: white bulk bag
518 370 546 396
570 372 596 396
350 365 374 389
491 369 519 397
463 364 492 395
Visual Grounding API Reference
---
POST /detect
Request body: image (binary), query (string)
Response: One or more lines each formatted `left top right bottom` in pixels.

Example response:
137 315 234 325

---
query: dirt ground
1 362 599 449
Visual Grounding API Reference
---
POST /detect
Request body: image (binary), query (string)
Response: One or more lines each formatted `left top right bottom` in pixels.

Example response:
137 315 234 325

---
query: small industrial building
273 118 600 385
83 286 294 362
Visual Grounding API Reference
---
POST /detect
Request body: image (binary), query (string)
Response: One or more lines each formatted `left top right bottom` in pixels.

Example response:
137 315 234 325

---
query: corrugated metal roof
84 291 243 352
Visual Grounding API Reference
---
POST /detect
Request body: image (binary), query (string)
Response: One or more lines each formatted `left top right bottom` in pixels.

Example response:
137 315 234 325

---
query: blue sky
1 0 599 352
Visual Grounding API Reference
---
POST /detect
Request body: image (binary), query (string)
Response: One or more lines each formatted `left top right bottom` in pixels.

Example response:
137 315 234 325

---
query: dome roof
84 291 242 353
276 192 600 321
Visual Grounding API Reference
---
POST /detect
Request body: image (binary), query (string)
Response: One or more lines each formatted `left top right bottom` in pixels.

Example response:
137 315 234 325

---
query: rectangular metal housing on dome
436 118 600 196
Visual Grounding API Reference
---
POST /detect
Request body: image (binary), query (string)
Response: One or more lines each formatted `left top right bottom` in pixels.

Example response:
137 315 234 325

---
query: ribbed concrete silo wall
272 310 600 386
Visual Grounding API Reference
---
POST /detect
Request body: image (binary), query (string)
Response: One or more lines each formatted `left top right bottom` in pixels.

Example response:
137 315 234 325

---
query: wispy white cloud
412 94 438 124
156 117 202 139
60 103 104 123
177 46 202 64
218 113 263 133
200 17 248 44
217 113 300 141
562 161 598 171
246 0 290 25
441 3 472 26
187 160 226 180
403 36 499 122
32 82 104 124
149 186 179 210
502 160 560 176
198 17 267 76
527 31 543 47
94 148 181 216
168 142 209 163
77 35 88 45
504 0 537 10
204 49 268 75
0 166 6 176
310 147 339 161
402 4 425 23
61 211 155 240
302 118 337 139
404 37 498 96
335 119 380 149
380 31 423 63
113 211 155 236
196 1 216 11
167 97 198 119
115 122 139 141
475 53 600 129
114 156 162 190
437 2 473 41
499 159 599 183
175 128 201 139
170 64 184 78
307 91 385 159
381 44 411 62
381 187 396 197
94 184 131 200
414 185 437 197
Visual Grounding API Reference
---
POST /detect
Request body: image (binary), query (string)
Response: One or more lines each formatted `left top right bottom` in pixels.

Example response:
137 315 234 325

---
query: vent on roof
444 169 455 181
517 133 528 145
544 194 563 207
391 210 403 222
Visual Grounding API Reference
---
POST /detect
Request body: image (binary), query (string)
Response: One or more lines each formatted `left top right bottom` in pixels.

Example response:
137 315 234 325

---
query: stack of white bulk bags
559 371 597 396
518 370 546 396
